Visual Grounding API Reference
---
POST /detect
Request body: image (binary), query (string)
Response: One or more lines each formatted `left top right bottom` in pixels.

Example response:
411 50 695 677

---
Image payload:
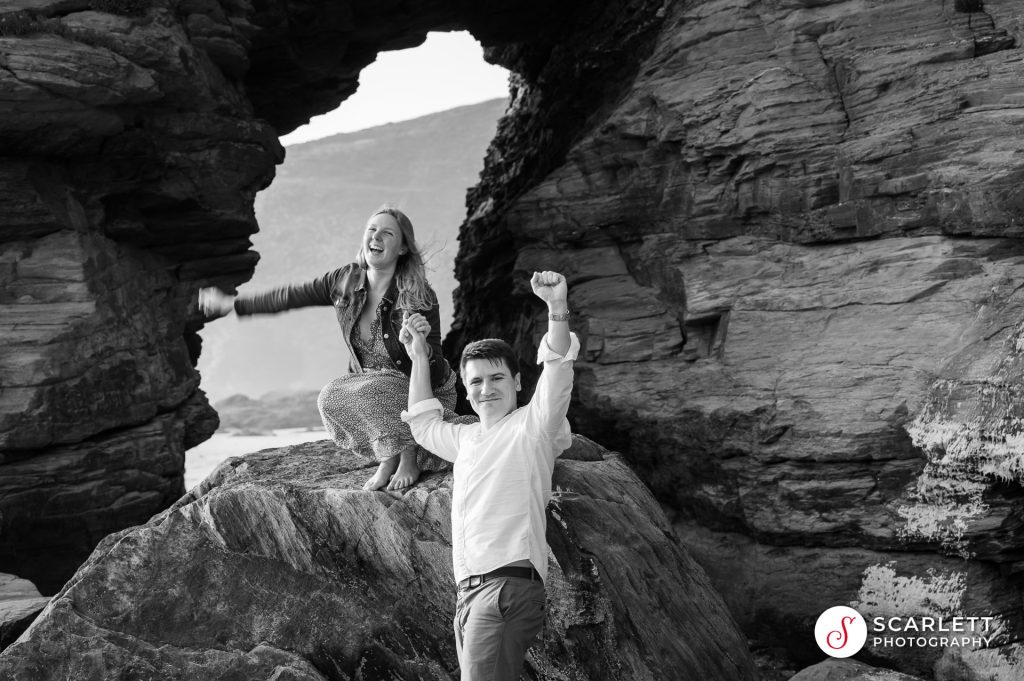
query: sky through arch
280 31 510 146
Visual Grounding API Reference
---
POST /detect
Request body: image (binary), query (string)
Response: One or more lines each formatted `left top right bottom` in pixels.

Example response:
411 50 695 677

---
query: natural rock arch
0 0 657 594
3 0 1024 677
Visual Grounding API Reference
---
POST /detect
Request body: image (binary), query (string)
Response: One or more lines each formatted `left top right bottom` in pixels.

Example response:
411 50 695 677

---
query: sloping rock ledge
0 436 756 681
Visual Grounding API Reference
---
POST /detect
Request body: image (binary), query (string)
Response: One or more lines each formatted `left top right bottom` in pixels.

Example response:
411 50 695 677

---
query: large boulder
791 659 926 681
0 436 757 680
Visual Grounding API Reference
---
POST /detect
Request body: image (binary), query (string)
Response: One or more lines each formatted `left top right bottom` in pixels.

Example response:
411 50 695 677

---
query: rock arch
4 0 1024 677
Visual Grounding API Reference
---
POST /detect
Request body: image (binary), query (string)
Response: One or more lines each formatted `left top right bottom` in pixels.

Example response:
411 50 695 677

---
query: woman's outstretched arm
199 266 352 320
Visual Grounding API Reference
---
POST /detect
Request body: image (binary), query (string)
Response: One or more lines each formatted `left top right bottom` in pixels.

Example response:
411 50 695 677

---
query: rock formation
0 573 47 652
791 659 925 681
445 0 1024 677
0 0 584 592
0 437 758 680
3 0 1024 678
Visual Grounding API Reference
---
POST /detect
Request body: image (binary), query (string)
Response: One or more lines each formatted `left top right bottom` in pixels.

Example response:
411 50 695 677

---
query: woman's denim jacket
234 263 450 388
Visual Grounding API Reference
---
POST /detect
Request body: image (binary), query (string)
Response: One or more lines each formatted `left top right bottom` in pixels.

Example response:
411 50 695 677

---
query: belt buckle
468 575 483 589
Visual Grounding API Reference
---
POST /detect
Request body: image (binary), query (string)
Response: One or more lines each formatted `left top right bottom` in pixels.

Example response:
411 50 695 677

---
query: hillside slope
198 99 507 402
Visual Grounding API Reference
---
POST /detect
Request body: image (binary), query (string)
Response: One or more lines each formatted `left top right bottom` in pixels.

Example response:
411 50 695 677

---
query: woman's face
362 213 406 270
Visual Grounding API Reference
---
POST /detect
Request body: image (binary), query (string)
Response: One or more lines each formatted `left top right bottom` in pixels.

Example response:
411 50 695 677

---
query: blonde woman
200 205 460 491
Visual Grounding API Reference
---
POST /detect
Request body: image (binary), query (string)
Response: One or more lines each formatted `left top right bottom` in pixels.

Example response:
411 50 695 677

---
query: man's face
463 358 521 421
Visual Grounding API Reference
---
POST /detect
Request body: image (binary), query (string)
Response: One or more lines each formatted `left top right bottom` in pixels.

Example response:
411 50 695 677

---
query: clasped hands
399 312 432 358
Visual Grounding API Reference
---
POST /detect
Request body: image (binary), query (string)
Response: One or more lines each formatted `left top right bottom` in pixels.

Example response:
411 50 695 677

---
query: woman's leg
317 372 423 491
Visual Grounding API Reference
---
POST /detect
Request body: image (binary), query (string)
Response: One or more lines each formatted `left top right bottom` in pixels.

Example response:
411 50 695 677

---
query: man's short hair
460 338 519 377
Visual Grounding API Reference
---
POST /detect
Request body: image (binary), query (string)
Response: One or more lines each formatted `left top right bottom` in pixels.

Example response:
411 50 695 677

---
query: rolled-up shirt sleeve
524 332 580 450
401 398 462 462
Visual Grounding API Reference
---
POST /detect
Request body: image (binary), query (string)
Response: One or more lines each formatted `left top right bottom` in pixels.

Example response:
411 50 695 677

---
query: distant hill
212 391 323 433
198 99 507 403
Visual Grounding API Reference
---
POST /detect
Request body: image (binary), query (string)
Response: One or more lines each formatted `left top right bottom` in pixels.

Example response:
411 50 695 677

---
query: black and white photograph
2 1 1024 679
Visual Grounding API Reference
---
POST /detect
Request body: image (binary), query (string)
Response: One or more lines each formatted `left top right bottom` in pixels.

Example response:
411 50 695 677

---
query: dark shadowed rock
0 574 47 653
0 436 757 680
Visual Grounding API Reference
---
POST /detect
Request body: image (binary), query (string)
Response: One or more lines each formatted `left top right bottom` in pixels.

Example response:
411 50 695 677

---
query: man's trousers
454 577 545 681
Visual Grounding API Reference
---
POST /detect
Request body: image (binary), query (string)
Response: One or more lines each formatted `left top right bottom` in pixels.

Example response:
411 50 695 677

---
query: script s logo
814 606 868 658
827 615 855 649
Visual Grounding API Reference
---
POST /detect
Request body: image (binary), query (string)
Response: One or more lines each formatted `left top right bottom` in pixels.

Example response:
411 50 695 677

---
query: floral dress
316 308 463 466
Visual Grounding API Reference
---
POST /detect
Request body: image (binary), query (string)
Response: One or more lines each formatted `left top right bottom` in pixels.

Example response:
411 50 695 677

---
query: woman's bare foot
363 456 399 491
386 448 420 491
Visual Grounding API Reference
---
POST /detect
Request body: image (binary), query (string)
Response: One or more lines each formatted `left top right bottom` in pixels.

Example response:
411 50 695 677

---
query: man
399 271 578 681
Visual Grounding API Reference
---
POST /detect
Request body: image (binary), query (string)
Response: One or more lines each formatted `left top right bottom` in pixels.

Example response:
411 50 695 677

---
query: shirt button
383 334 389 339
396 360 402 365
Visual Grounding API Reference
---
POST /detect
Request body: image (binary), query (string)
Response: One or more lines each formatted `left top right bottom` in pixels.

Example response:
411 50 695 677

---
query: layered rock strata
0 437 758 680
446 0 1024 677
0 0 587 591
0 0 273 592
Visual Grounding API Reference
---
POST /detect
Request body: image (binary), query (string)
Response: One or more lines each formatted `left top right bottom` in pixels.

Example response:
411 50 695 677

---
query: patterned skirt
317 367 466 468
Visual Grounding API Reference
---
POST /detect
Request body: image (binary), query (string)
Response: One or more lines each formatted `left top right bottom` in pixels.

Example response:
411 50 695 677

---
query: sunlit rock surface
0 437 757 680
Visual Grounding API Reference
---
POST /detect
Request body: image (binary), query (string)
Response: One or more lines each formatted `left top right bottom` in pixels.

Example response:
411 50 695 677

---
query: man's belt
458 566 543 590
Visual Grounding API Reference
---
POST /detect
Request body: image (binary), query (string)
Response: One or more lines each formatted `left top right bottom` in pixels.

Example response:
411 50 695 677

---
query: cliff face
0 438 758 680
0 1 275 592
446 0 1024 676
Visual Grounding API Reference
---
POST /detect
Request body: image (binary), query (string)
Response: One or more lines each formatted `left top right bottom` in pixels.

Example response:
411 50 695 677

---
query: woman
199 205 459 491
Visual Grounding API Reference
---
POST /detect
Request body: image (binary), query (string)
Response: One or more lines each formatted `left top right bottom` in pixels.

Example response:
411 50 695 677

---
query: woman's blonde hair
357 205 435 312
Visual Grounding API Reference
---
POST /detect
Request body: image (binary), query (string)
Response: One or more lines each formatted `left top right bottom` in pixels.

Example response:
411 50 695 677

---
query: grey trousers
454 577 546 681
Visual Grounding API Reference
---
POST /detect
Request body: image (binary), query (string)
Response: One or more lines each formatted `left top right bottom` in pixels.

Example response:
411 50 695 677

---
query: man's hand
198 287 235 319
530 271 567 307
400 312 431 358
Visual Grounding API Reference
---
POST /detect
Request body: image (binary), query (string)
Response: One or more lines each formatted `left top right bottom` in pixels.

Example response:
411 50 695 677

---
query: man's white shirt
402 332 580 584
